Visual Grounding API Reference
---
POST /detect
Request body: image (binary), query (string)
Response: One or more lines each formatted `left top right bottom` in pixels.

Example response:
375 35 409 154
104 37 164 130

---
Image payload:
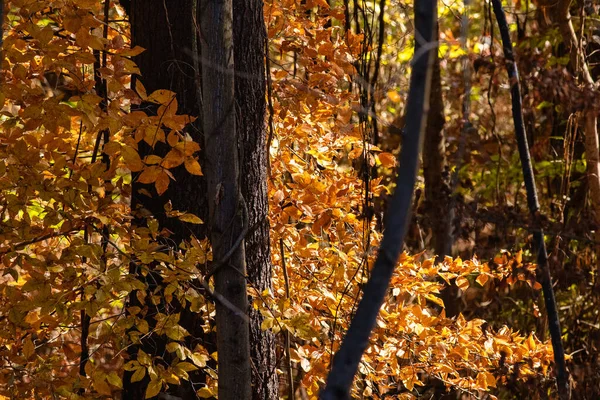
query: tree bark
232 0 278 398
200 0 252 399
422 33 450 259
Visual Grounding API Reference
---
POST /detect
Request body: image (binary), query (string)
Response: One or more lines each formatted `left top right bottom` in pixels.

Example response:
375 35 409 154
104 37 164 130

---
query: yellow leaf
176 362 198 372
261 318 274 330
184 158 203 175
162 149 185 169
177 140 201 156
138 350 151 366
147 89 176 105
145 155 162 165
120 45 146 57
197 387 214 398
456 276 469 291
145 379 162 399
23 338 34 359
165 325 188 341
94 375 112 396
103 141 121 157
179 213 203 224
131 367 146 383
476 273 489 287
107 371 123 388
387 90 401 102
122 146 144 172
135 80 147 100
155 171 170 195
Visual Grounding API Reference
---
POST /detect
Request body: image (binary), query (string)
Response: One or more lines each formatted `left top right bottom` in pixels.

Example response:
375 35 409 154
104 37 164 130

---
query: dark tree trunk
123 1 208 398
232 0 278 398
421 25 458 317
124 0 274 398
200 0 252 398
422 27 450 260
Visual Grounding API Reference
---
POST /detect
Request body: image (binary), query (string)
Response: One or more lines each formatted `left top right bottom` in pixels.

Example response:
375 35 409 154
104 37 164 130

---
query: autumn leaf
155 171 171 195
197 387 214 398
122 145 145 172
378 152 397 168
131 367 146 383
137 166 162 184
135 80 148 100
147 89 176 105
145 379 162 399
23 338 34 359
179 213 203 224
162 149 185 169
184 158 203 175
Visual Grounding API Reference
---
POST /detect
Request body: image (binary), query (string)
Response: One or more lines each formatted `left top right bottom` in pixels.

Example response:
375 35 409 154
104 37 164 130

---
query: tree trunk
200 0 252 399
232 0 278 398
123 1 208 398
422 30 450 261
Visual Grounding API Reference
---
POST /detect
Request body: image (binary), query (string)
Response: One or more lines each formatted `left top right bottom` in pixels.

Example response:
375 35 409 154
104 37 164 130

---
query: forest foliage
0 0 598 399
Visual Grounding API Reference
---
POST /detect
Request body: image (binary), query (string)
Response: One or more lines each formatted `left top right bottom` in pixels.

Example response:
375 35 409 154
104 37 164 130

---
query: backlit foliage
0 0 572 398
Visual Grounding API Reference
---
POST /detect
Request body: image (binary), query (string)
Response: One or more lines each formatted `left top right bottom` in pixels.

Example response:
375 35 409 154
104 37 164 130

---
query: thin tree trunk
200 0 252 399
422 25 449 261
232 0 278 398
491 1 570 398
320 0 437 396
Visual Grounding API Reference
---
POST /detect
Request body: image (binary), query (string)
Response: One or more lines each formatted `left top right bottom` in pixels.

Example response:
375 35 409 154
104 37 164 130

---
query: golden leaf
155 171 170 195
184 158 203 175
131 367 146 383
145 379 162 399
147 89 176 105
122 145 144 172
23 338 34 359
162 149 185 169
137 166 161 184
179 213 203 224
378 152 397 168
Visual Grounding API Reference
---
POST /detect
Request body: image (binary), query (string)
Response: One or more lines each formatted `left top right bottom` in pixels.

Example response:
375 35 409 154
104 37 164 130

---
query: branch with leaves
320 0 437 397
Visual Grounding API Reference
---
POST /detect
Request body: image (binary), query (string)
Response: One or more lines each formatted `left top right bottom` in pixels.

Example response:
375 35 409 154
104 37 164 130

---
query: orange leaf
122 146 144 172
147 89 176 105
162 149 185 169
138 166 161 184
184 158 203 175
155 171 170 195
378 152 397 168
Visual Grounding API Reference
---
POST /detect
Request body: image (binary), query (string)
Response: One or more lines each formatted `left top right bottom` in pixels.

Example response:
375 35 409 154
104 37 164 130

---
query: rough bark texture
421 29 458 318
422 26 449 259
232 0 278 398
200 0 252 399
124 1 208 398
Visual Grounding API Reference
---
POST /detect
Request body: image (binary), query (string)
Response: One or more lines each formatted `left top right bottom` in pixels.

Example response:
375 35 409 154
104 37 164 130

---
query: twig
280 239 294 400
